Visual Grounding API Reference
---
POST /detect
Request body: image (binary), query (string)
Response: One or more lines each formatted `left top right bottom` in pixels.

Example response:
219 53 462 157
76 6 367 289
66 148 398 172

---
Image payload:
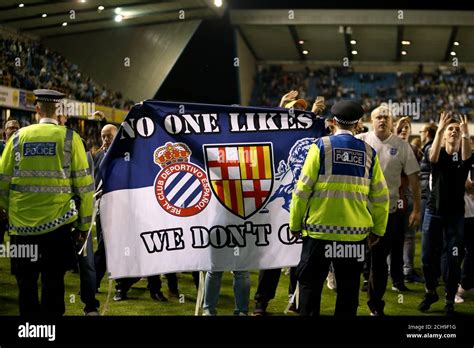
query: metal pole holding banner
284 282 299 314
194 271 205 316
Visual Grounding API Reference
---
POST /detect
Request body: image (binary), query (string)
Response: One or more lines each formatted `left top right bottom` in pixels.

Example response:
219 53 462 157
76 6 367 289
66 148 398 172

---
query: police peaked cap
331 100 364 125
33 89 65 104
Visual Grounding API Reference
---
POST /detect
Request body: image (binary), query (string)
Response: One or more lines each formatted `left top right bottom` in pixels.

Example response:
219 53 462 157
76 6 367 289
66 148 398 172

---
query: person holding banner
290 100 390 316
0 89 94 315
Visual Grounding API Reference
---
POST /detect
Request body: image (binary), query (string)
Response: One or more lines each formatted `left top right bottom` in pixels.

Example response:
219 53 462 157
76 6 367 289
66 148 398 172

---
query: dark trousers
367 213 399 313
421 210 464 301
254 267 297 305
75 232 100 312
390 210 406 285
461 217 474 290
94 214 107 289
11 224 75 316
296 237 364 316
116 273 178 294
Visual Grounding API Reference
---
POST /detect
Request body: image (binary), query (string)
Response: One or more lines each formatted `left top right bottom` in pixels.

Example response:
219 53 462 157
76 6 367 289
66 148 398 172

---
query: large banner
100 101 325 279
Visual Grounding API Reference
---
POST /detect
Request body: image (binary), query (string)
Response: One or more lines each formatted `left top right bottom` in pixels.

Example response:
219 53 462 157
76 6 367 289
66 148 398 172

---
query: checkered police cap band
333 116 359 125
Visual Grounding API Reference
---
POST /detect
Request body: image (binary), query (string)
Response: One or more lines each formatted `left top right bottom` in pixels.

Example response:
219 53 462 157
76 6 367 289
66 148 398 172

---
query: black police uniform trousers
11 223 75 316
296 237 364 316
254 267 297 306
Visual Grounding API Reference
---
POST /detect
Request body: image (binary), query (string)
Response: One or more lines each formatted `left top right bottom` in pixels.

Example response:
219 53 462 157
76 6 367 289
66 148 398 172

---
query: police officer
289 100 390 316
1 120 20 244
0 89 94 316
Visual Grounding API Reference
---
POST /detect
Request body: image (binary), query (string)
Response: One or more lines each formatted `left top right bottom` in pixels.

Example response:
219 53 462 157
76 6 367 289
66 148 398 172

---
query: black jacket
419 140 433 200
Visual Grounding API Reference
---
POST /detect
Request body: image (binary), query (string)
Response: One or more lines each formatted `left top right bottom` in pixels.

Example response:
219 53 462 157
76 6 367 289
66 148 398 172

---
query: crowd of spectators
0 35 135 110
252 64 474 122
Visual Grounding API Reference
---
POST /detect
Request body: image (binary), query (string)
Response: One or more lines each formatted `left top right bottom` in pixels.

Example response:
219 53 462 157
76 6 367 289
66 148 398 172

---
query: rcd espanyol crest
153 142 211 217
204 143 274 219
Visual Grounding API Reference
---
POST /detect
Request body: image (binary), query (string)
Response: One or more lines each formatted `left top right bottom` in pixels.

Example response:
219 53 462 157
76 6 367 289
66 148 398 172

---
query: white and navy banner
100 101 325 279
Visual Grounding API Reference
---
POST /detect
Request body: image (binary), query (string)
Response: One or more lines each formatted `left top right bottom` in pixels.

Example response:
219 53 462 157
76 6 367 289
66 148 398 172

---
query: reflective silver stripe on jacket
11 168 90 179
10 169 89 179
63 128 74 171
318 174 370 186
10 183 95 194
363 142 373 178
0 174 12 182
314 190 368 201
74 183 95 194
322 137 332 174
13 169 69 179
13 132 20 171
71 168 90 178
299 174 315 187
9 208 78 234
371 180 386 191
370 194 389 203
293 187 311 199
303 223 372 235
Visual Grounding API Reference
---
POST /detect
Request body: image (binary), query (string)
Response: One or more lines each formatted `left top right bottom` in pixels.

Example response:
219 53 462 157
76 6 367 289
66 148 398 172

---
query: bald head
101 124 118 151
371 106 394 140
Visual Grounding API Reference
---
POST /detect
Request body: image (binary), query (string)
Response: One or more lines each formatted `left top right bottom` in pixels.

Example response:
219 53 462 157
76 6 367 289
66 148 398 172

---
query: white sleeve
403 142 420 176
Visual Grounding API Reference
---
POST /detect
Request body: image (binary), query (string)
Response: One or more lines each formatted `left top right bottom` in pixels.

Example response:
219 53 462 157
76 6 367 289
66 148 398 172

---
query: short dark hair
424 123 437 139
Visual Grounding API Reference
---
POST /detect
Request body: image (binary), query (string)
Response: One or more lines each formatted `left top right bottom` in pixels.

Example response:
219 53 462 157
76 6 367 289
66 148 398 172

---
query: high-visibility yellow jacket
290 132 389 241
0 123 94 235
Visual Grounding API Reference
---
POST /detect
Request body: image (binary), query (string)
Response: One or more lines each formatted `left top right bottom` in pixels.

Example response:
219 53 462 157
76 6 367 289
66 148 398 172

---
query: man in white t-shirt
356 106 421 315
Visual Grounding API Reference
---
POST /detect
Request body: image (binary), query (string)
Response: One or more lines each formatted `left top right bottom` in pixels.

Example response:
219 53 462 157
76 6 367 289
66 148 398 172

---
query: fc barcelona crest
204 143 274 219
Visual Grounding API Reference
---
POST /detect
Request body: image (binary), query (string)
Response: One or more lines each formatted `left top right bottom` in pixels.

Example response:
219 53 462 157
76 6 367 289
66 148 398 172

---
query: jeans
203 271 250 315
421 210 464 301
76 232 100 312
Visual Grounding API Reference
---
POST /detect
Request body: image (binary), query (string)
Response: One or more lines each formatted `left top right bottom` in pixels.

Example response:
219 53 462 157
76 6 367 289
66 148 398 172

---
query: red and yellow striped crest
204 143 274 219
